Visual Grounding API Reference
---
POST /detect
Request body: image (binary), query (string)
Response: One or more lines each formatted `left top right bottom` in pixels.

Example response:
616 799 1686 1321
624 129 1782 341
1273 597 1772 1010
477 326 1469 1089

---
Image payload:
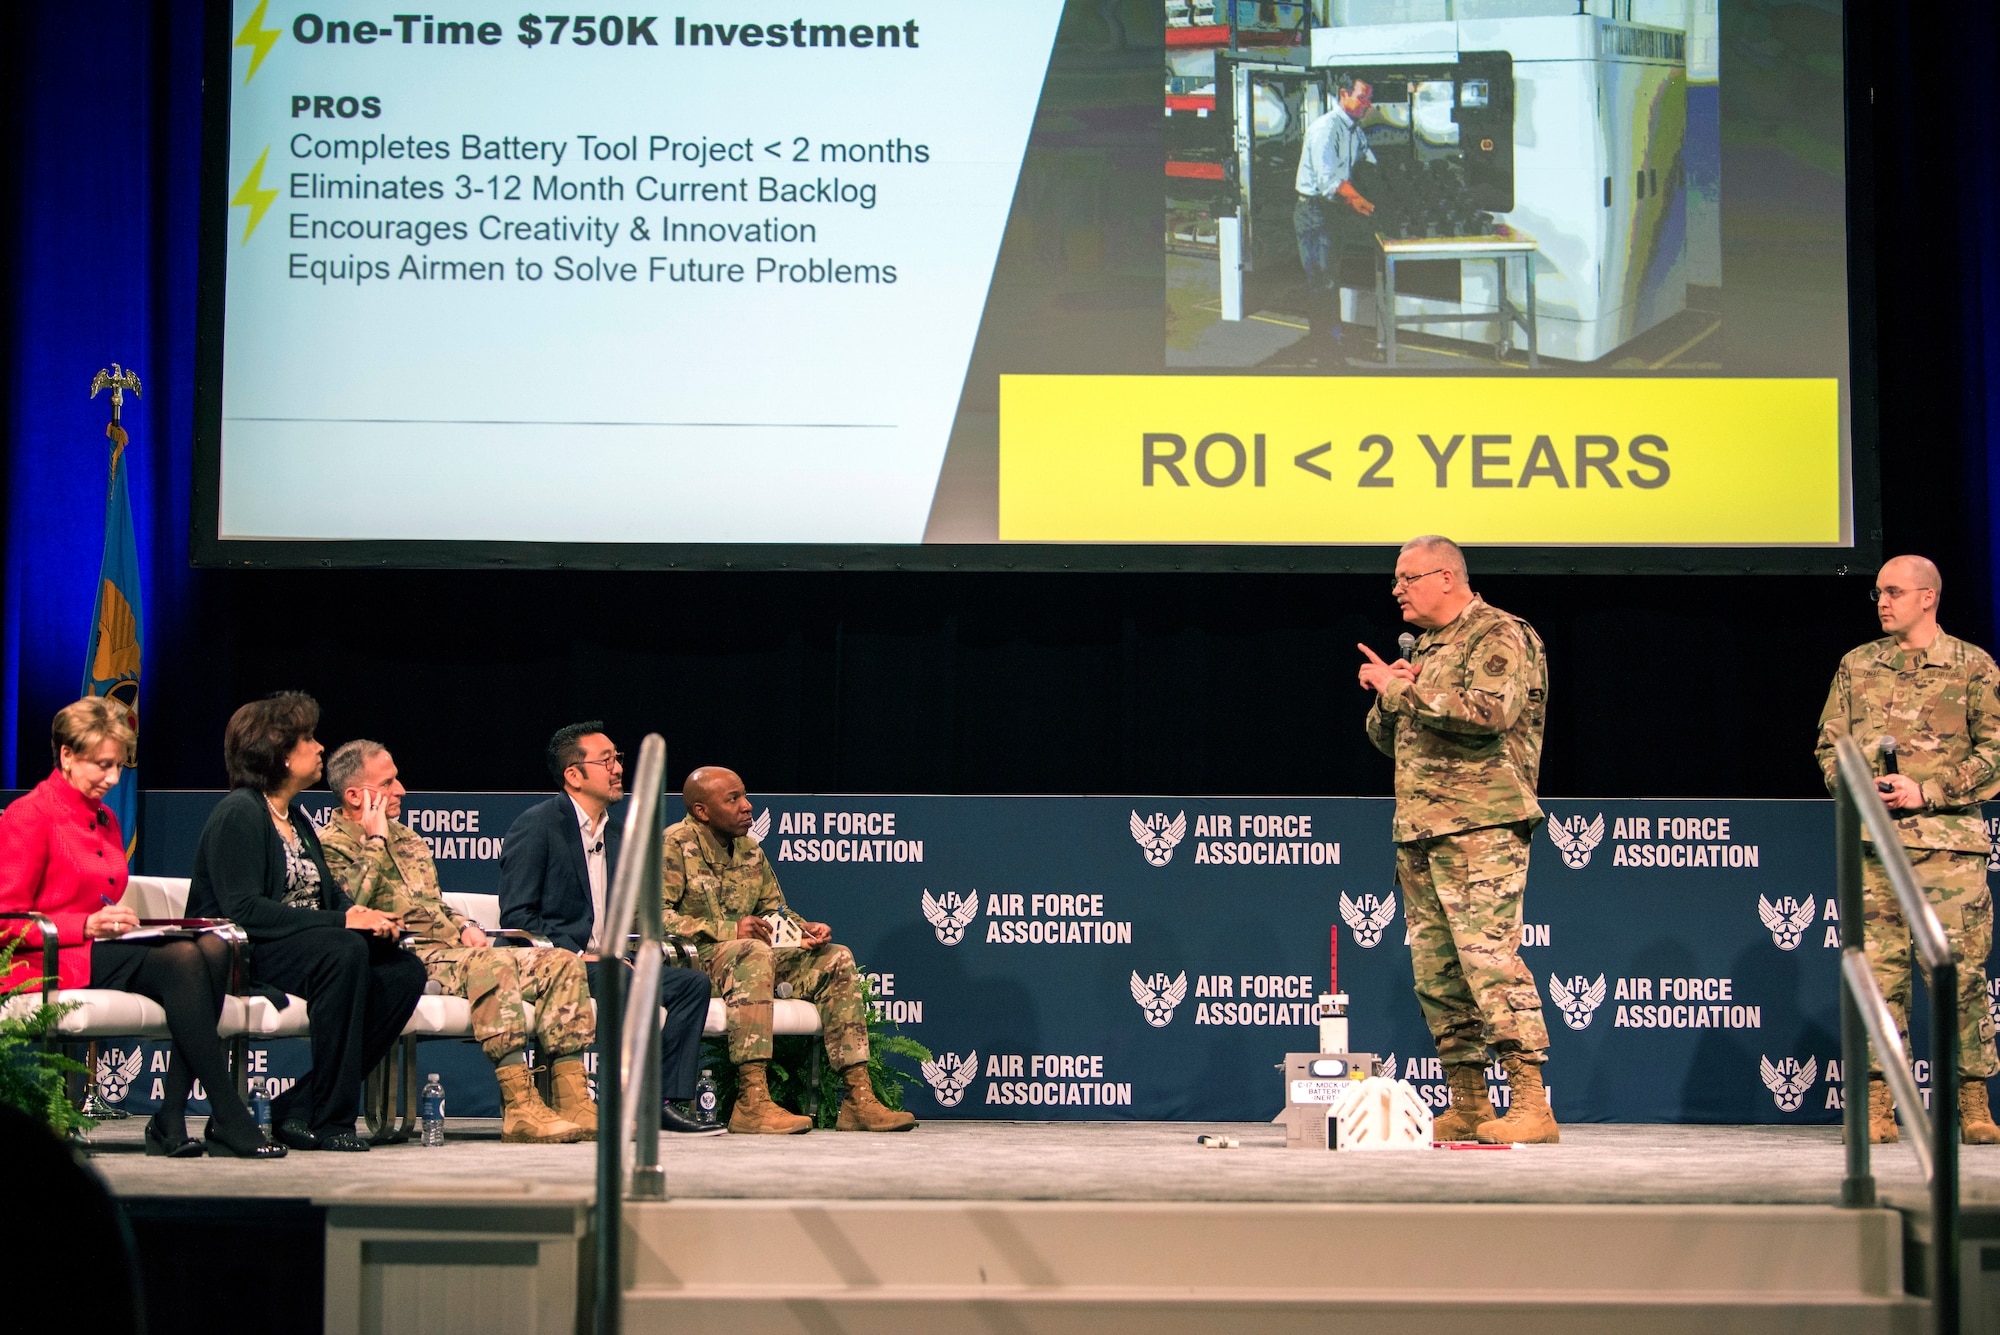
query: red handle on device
1328 924 1339 996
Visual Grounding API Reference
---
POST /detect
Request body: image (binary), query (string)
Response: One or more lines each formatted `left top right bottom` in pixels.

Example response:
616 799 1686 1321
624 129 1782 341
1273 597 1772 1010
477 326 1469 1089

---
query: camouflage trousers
1862 846 1999 1079
418 944 594 1065
698 938 870 1070
1396 822 1550 1068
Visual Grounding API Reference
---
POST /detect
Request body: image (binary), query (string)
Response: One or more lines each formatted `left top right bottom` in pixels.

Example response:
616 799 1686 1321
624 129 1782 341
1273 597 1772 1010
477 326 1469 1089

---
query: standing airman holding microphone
1359 535 1557 1143
1816 554 2000 1144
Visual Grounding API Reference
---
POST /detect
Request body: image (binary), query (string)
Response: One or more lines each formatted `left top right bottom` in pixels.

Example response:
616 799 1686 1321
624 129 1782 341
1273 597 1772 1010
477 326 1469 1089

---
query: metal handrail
593 732 669 1335
1841 949 1934 1181
1832 733 1958 1333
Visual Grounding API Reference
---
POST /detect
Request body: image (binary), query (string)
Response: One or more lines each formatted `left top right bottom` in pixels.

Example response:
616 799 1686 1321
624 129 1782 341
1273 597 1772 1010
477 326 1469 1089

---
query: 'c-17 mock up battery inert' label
996 376 1842 546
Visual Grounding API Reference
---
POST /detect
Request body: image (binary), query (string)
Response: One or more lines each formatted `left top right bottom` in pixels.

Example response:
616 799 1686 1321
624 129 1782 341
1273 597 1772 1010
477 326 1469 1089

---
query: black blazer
498 794 622 954
187 786 352 940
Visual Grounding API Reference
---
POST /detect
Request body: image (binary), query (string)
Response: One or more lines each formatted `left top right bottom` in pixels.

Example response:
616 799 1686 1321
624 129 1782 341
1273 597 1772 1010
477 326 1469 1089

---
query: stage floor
83 1118 2000 1207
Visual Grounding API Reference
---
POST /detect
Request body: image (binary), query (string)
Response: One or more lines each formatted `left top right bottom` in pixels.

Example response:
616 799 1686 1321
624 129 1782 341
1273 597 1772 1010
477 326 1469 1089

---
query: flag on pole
85 365 143 856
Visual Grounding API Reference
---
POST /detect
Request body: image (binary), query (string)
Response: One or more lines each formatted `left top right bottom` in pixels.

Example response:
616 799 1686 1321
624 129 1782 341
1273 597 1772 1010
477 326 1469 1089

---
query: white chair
444 892 827 1043
0 876 301 1115
443 894 830 1114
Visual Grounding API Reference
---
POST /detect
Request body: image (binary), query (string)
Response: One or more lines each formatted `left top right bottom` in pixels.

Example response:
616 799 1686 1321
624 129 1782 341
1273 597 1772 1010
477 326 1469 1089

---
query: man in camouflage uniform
320 741 593 1144
1815 554 2000 1145
1361 535 1556 1144
663 766 915 1134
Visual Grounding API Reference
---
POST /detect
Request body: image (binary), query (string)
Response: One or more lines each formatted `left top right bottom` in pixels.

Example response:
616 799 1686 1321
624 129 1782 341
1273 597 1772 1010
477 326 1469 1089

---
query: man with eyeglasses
1359 535 1556 1143
1816 556 2000 1145
499 721 722 1136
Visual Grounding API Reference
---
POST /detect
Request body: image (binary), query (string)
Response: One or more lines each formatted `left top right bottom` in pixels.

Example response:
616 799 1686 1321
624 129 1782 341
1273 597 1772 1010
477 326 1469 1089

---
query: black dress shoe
144 1116 204 1158
317 1129 373 1152
274 1117 321 1150
203 1125 288 1159
660 1101 726 1136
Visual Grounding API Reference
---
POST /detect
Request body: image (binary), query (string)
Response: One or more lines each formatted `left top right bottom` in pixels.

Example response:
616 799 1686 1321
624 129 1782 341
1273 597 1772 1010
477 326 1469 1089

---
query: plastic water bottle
421 1072 446 1147
248 1077 272 1135
694 1070 720 1127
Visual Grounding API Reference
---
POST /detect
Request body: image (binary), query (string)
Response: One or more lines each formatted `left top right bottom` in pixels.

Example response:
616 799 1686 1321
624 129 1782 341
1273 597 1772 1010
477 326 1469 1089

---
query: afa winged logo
1760 1055 1818 1112
1547 813 1606 869
1548 973 1608 1030
1758 894 1817 951
1130 811 1187 867
1131 970 1188 1027
921 890 980 946
1339 891 1397 949
94 1045 144 1105
920 1051 978 1108
748 809 771 843
1378 1053 1397 1081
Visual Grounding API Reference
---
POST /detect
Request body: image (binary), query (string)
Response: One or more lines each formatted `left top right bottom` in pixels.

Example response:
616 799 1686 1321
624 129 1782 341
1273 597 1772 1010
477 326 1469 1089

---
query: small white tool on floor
1196 1134 1239 1149
1326 1076 1434 1151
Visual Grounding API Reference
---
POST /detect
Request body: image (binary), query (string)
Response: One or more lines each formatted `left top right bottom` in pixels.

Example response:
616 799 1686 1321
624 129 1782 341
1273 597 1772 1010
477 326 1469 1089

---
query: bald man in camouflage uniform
1816 554 2000 1145
1361 535 1556 1143
663 766 915 1134
320 741 593 1145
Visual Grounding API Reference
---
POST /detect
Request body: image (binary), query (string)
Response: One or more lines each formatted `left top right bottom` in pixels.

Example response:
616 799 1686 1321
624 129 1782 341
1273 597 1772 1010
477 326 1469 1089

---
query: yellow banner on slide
997 376 1843 545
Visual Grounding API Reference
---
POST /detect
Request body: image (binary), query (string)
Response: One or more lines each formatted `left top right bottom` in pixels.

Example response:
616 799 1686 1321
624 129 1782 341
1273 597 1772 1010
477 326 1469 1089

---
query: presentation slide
198 0 1861 568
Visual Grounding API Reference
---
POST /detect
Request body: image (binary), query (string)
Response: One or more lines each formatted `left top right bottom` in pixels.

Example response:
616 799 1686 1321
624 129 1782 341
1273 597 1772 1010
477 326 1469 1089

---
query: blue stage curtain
1 0 202 787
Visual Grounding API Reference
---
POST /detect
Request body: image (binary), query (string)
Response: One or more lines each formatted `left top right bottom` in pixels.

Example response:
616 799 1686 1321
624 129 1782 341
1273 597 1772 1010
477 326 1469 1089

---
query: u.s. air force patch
1483 654 1509 675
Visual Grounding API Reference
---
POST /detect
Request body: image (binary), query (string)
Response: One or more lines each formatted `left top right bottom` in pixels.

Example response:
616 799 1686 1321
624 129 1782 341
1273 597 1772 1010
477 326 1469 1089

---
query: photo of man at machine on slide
1165 0 1723 374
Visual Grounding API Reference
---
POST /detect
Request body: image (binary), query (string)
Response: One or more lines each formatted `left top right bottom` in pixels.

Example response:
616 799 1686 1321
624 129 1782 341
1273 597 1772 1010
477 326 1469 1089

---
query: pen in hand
95 893 135 938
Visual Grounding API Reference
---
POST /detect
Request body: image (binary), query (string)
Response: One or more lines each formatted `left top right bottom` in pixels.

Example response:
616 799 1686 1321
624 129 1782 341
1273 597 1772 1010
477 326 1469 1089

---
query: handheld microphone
1881 736 1899 776
1397 632 1417 661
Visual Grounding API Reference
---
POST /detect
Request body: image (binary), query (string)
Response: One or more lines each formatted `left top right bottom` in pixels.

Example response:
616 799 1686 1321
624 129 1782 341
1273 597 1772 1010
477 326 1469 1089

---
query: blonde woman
0 698 281 1158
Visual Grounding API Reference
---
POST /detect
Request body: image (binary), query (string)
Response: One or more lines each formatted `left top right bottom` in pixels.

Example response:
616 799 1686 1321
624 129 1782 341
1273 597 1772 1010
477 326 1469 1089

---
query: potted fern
0 938 93 1139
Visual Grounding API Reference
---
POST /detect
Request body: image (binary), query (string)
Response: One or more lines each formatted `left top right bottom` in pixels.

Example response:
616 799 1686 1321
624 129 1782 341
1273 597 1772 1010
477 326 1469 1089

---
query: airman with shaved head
662 766 916 1134
1817 555 2000 1145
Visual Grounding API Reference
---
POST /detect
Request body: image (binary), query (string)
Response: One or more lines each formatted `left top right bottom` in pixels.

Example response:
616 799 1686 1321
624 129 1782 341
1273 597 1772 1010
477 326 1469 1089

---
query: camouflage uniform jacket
660 817 806 946
318 810 472 952
1814 630 2000 854
1366 596 1548 843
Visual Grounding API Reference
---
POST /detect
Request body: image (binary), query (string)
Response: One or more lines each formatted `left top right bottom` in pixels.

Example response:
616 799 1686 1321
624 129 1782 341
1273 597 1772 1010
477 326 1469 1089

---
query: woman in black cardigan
188 692 426 1151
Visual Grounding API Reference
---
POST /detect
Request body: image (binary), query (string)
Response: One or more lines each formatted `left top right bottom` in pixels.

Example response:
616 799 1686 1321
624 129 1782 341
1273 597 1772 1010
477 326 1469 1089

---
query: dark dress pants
253 926 428 1132
1294 195 1371 337
586 959 711 1100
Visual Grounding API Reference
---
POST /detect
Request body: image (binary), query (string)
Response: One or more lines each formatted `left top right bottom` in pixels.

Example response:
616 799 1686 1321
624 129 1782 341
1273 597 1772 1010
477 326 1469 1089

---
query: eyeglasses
575 753 625 770
1391 569 1446 591
1869 586 1929 603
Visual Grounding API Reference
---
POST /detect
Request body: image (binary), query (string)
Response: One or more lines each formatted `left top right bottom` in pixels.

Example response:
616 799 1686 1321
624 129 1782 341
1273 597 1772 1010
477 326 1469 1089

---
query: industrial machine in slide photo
1168 3 1697 365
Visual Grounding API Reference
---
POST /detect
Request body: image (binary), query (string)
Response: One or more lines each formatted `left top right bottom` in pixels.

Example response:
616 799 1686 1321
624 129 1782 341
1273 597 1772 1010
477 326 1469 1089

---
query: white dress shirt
1296 104 1376 199
572 796 609 953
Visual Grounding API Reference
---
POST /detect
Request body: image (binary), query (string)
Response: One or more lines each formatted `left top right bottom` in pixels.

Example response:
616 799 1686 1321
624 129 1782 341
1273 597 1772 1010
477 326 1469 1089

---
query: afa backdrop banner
9 788 1999 1125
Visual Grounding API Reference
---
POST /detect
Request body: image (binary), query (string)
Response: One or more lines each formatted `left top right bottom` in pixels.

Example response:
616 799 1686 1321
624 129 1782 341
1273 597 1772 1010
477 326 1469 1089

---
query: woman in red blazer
0 698 281 1158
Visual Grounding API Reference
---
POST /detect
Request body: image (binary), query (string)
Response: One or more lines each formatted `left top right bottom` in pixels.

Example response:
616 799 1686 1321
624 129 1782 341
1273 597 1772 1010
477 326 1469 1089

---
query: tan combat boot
1962 1081 2000 1145
496 1063 587 1144
547 1056 598 1140
728 1061 812 1135
1475 1055 1560 1144
834 1063 919 1132
1432 1062 1495 1142
1868 1075 1899 1144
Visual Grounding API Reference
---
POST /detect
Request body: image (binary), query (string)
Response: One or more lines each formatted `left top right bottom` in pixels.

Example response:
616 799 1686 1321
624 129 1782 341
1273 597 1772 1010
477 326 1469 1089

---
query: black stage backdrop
1 1 1996 801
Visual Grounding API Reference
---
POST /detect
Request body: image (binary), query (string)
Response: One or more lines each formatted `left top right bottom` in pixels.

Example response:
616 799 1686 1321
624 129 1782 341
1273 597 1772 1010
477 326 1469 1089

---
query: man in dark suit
499 721 721 1136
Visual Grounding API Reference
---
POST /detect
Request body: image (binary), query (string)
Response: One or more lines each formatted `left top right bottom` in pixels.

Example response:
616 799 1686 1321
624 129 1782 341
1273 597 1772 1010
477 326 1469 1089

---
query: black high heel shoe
202 1123 288 1159
144 1115 204 1158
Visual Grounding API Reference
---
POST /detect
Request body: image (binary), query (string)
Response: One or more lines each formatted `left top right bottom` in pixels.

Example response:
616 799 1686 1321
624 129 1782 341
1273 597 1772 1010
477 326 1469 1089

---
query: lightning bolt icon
231 147 278 244
233 0 282 84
